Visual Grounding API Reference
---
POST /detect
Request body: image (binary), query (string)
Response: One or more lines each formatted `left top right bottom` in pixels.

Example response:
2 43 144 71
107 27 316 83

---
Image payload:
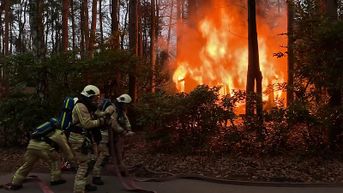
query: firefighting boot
92 177 104 185
85 184 97 192
50 179 67 186
6 183 23 190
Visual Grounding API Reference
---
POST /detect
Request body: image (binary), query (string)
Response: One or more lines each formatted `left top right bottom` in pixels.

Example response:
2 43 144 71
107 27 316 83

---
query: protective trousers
69 133 92 193
11 149 61 185
92 143 110 177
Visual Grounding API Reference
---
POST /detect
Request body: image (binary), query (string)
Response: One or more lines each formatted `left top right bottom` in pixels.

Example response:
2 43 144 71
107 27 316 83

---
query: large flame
172 0 287 107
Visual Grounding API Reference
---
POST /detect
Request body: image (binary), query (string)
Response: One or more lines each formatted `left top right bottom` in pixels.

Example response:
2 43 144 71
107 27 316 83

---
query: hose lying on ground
108 127 157 193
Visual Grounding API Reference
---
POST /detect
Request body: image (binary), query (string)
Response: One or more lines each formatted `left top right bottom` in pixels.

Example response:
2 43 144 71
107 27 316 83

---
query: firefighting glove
125 130 135 136
95 110 112 119
81 137 92 154
98 117 108 126
114 126 124 134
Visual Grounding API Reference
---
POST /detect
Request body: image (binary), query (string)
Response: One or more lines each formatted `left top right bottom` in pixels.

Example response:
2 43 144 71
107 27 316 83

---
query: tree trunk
323 0 341 150
128 0 138 62
84 0 90 51
16 0 28 53
62 0 70 52
120 1 129 49
88 0 98 58
99 0 104 47
138 1 143 58
70 0 76 51
142 13 148 57
167 0 174 52
129 0 139 101
287 0 295 106
186 0 197 27
176 0 183 56
4 0 10 55
55 14 61 52
111 0 120 49
29 0 45 58
321 0 338 20
150 0 157 93
29 0 47 99
81 0 89 58
246 0 264 136
50 18 54 52
246 0 256 117
104 0 120 96
0 2 3 54
9 15 13 54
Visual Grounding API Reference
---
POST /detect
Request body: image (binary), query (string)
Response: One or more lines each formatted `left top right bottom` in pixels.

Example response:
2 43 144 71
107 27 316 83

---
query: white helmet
116 94 132 103
81 85 100 97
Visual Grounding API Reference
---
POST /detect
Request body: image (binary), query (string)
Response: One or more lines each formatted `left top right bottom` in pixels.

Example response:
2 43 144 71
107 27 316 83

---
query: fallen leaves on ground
1 133 343 184
123 133 343 183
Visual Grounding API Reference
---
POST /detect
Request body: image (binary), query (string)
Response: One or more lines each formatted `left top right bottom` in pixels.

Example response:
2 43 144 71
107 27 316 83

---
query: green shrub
136 85 237 154
0 93 50 147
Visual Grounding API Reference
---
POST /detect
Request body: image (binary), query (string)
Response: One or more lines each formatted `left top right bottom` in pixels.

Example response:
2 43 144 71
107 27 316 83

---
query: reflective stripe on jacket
72 102 100 129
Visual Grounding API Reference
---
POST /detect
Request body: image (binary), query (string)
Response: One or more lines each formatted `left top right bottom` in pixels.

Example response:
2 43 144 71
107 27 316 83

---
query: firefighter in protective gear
68 85 108 193
113 94 134 136
92 94 134 185
8 118 74 190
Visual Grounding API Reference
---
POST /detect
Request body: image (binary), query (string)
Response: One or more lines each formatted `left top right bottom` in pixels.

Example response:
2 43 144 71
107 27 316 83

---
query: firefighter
92 94 134 185
68 85 108 193
8 118 74 190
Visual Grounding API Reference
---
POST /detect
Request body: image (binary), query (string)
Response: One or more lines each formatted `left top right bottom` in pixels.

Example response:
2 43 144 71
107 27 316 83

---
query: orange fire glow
172 1 287 107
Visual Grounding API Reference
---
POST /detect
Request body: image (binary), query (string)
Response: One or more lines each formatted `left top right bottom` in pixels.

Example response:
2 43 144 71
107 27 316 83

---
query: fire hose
108 127 157 193
28 175 55 193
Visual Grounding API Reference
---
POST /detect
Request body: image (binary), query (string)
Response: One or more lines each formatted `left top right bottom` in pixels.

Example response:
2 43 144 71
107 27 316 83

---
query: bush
136 85 234 154
0 93 50 147
135 85 335 156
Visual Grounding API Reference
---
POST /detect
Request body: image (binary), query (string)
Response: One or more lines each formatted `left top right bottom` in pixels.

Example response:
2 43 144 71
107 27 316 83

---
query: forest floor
1 132 343 184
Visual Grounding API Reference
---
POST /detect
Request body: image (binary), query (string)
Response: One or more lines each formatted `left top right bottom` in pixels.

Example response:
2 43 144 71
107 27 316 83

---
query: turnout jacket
103 104 131 142
69 102 102 143
72 102 101 129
